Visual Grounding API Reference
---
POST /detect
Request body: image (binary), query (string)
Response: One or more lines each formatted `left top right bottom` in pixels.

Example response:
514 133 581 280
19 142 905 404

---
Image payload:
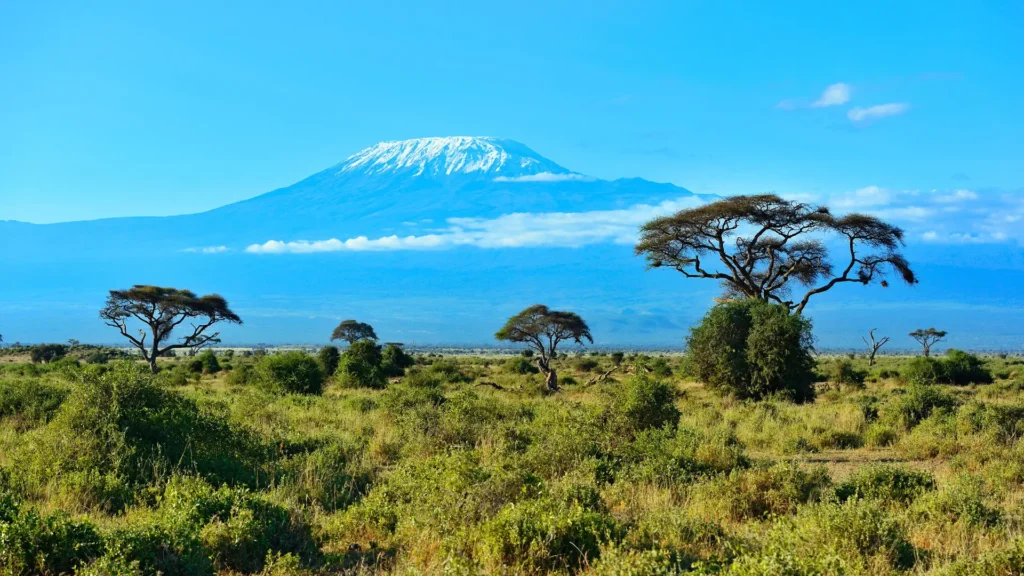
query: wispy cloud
814 186 1024 244
245 197 706 254
777 82 851 110
847 103 909 123
811 82 852 108
493 172 595 183
182 245 230 254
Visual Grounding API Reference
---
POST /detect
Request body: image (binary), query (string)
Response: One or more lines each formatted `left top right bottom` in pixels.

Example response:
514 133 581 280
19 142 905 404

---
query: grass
0 350 1023 574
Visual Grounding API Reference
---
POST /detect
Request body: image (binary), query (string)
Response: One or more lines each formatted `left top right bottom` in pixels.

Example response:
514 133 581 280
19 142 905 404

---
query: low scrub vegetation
0 349 1022 574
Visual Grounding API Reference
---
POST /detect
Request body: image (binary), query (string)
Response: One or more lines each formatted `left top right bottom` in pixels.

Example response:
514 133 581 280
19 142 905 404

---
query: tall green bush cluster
686 300 815 402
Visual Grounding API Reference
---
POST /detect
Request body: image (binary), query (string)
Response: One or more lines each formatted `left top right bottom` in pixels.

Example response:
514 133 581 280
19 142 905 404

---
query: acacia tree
635 195 917 314
495 304 593 391
100 285 242 373
862 328 891 366
331 320 378 345
910 328 947 357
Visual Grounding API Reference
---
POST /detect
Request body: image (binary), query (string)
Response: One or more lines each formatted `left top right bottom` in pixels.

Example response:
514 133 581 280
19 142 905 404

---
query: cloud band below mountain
245 197 705 254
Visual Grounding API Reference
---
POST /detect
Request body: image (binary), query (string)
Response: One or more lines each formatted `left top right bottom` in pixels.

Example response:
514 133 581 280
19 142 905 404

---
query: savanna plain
2 342 1024 575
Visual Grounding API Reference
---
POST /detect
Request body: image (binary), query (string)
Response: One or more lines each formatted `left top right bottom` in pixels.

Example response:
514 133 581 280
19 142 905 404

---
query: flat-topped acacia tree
495 304 593 392
100 285 242 373
910 328 947 357
331 320 378 345
635 194 917 314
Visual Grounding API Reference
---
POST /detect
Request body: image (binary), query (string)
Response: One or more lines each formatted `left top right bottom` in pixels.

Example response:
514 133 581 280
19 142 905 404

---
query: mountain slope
1 137 702 257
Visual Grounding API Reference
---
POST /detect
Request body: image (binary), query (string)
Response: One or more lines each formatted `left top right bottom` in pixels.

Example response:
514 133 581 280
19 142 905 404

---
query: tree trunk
543 368 559 392
147 355 159 374
868 351 876 367
923 345 931 357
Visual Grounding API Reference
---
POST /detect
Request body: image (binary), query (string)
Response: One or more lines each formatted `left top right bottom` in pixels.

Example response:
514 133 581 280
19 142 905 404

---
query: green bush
575 358 600 372
381 344 415 378
0 379 67 427
686 300 815 402
29 344 68 364
724 499 916 574
316 346 340 377
197 350 221 374
13 362 263 509
620 426 747 484
880 384 959 429
336 341 386 389
611 373 680 434
481 496 617 573
835 465 936 504
505 357 539 375
426 359 473 383
820 359 867 389
944 349 993 385
903 351 993 386
253 352 325 395
0 494 103 574
696 463 831 521
85 352 109 365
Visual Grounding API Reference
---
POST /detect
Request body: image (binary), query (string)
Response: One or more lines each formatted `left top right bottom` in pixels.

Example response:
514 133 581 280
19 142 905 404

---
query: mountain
2 137 701 258
2 137 1021 349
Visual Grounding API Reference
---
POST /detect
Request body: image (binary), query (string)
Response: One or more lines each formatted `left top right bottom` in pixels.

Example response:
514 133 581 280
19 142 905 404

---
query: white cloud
182 245 229 254
493 172 595 183
245 197 706 254
934 189 978 203
811 82 852 108
847 103 909 122
815 186 1024 245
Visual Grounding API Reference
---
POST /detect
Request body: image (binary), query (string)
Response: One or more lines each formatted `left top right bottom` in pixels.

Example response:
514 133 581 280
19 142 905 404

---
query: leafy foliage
687 300 815 402
336 340 386 389
635 194 916 314
252 352 325 395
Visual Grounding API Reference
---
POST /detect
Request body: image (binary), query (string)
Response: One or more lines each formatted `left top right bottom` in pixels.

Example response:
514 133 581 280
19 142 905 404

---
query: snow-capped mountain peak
338 136 572 178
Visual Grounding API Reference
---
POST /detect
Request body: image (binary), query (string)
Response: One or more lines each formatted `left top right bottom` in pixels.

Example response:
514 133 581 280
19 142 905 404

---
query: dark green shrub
835 465 936 504
226 364 252 387
687 300 815 402
575 358 600 373
611 373 680 433
187 358 204 374
520 349 534 358
316 346 340 377
253 352 326 395
381 344 415 378
85 352 109 365
0 501 103 575
197 350 221 374
336 341 386 389
944 349 993 385
29 344 68 364
0 379 68 427
610 352 625 366
505 357 539 375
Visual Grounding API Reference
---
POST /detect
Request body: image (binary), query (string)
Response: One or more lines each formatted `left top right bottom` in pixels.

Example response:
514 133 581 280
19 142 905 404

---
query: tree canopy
100 285 242 373
635 194 917 314
495 304 593 391
910 328 947 357
331 320 378 344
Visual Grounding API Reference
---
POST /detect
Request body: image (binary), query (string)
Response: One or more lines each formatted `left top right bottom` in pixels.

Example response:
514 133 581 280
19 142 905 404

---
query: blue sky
3 0 1022 224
